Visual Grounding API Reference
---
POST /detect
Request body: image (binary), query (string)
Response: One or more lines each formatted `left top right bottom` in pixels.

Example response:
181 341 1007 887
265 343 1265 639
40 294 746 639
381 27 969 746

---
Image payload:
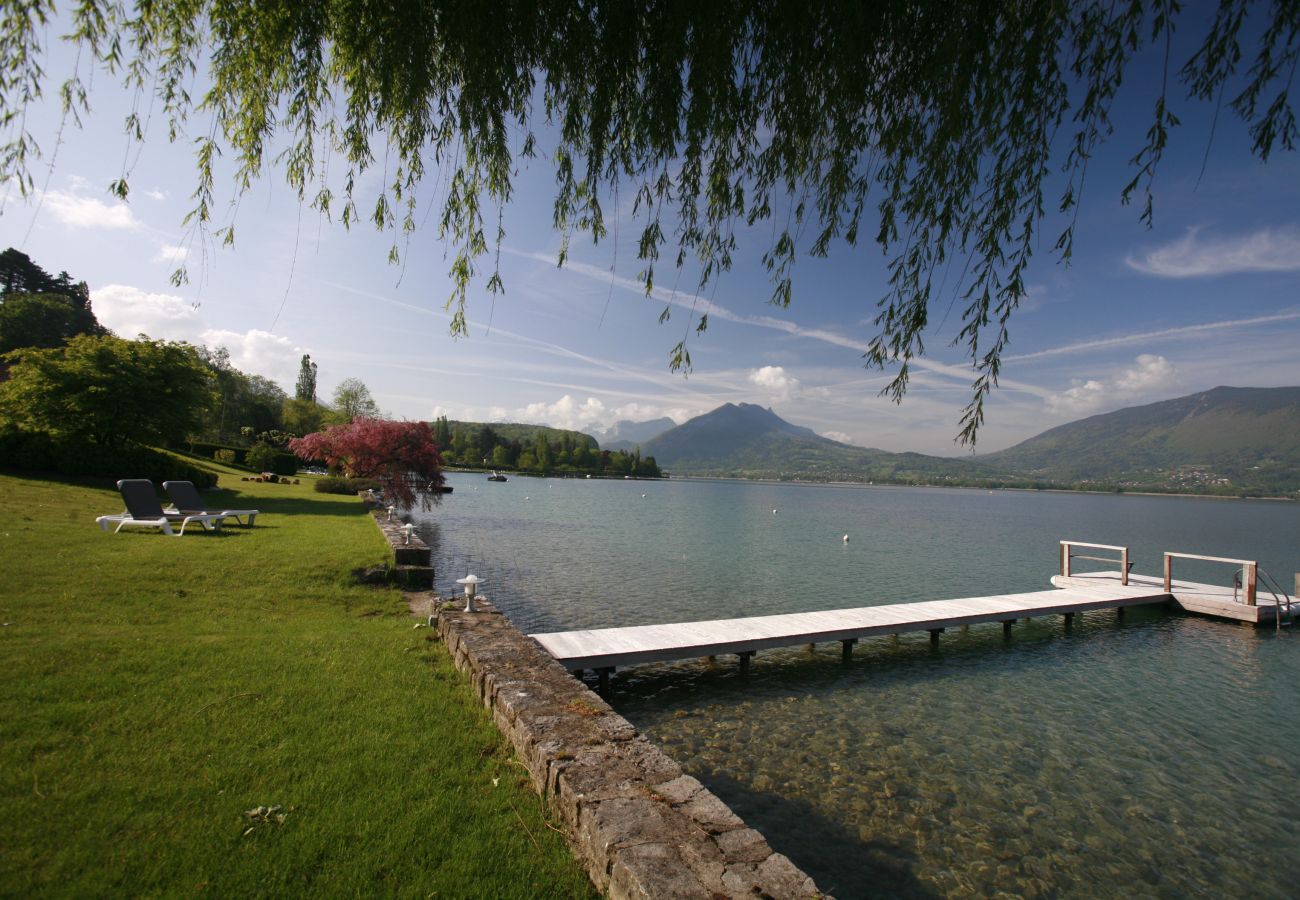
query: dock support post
1121 547 1130 586
738 651 755 673
596 667 613 691
929 628 944 646
1002 620 1014 636
1116 606 1126 620
1063 612 1074 629
570 668 584 679
841 639 857 663
1244 563 1257 606
1163 553 1172 593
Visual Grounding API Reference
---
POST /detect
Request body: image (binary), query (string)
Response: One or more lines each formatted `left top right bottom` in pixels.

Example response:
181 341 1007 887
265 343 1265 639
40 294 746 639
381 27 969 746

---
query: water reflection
412 474 1300 897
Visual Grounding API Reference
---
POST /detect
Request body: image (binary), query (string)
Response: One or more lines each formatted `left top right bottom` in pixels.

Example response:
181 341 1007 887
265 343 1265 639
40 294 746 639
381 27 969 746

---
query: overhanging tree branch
1 0 1294 444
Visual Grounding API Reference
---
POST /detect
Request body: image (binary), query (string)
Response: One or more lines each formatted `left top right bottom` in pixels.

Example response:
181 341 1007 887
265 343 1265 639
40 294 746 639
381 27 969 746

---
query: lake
412 473 1300 898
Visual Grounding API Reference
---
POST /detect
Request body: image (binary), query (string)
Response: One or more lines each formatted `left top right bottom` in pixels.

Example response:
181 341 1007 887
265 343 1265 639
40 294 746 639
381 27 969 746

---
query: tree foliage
0 333 215 447
0 293 85 354
195 344 288 443
3 3 1296 442
289 418 445 509
0 248 104 352
331 377 380 422
294 354 318 403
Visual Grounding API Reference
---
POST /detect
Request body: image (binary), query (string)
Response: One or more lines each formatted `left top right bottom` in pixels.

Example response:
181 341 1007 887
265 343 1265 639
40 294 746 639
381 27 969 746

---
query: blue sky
2 15 1297 456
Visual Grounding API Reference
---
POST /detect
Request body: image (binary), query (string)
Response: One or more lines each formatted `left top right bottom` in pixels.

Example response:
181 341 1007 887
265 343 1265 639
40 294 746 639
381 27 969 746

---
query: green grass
0 468 594 897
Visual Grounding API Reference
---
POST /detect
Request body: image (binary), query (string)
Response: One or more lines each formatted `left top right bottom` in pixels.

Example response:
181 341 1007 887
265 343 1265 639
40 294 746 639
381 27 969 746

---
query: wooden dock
531 584 1169 677
530 542 1294 682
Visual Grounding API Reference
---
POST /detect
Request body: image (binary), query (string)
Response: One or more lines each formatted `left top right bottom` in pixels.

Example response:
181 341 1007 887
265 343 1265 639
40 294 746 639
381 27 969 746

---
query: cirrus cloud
1126 226 1300 277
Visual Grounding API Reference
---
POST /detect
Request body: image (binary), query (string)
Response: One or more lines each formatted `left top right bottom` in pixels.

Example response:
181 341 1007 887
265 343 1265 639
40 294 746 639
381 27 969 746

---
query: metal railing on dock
1060 540 1130 585
1163 551 1257 606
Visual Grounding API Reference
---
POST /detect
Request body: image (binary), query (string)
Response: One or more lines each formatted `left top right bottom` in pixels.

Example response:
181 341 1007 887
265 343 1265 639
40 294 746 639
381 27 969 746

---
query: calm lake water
413 473 1300 898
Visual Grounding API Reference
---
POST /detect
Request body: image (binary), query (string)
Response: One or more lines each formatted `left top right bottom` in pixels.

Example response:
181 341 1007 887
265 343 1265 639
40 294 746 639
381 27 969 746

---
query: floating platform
1051 570 1292 625
531 543 1294 681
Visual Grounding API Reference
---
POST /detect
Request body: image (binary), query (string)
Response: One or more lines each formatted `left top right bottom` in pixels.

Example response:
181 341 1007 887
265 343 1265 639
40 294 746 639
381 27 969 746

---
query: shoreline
659 473 1296 502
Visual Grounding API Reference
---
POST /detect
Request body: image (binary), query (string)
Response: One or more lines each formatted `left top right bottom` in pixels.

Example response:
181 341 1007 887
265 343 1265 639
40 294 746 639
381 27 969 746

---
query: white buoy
842 533 850 543
772 508 778 515
641 493 647 499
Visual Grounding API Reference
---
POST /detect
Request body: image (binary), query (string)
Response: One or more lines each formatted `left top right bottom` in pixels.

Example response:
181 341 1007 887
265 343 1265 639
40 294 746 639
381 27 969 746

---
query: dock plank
529 579 1187 671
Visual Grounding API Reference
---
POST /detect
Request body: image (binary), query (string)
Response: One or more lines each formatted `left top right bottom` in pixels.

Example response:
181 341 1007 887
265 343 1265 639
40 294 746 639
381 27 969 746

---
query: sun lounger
96 479 224 536
163 480 259 526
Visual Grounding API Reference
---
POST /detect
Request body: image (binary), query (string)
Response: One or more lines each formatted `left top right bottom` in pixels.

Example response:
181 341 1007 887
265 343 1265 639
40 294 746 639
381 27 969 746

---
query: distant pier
531 541 1295 687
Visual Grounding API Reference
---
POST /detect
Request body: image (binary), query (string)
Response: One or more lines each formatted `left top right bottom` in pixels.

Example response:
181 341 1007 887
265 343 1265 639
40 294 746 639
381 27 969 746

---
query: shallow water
413 474 1300 898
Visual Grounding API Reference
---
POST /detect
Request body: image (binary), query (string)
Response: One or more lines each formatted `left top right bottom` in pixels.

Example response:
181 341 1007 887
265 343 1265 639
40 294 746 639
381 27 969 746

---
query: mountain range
602 387 1300 496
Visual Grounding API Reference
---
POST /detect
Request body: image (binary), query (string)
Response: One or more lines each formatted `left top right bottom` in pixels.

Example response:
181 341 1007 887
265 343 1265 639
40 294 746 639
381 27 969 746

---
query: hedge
0 428 218 488
180 440 297 475
314 475 384 495
186 440 249 464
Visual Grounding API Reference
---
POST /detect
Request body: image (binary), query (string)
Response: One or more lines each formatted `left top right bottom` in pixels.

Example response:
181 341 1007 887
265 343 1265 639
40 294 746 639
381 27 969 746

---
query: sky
2 12 1298 456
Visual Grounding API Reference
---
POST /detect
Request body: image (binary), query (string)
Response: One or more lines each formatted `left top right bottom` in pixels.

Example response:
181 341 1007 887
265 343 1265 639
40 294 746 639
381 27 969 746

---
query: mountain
640 403 995 483
589 417 676 451
979 386 1300 493
638 390 1300 496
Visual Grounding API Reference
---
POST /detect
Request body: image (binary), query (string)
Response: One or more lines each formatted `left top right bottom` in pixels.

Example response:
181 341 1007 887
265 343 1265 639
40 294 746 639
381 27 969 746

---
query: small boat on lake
487 471 508 482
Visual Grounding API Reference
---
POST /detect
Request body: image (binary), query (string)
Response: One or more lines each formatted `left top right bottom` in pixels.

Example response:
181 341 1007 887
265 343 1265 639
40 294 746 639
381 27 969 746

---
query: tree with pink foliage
290 418 445 509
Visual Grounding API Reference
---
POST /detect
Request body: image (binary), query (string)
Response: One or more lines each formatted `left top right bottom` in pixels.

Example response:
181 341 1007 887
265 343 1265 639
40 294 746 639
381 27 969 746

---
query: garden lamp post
455 574 482 613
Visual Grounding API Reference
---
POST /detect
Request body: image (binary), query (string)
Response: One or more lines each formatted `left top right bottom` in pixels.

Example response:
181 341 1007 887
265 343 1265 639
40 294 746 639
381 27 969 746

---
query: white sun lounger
96 479 224 536
163 480 259 526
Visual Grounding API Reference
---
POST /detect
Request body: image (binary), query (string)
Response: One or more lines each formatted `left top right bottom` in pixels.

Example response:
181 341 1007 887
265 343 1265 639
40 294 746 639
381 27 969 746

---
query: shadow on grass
2 467 374 519
222 493 371 518
697 769 939 899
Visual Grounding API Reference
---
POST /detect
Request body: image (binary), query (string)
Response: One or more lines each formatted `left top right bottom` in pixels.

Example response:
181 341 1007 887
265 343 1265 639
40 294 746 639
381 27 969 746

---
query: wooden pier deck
532 550 1294 679
531 582 1174 675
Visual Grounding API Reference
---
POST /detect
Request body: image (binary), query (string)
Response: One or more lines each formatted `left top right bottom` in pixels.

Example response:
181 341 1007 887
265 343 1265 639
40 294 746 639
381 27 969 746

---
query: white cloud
748 365 800 399
200 328 304 385
91 283 304 386
145 189 168 201
1046 354 1178 416
40 189 139 230
93 284 202 340
1127 226 1300 277
821 430 856 445
153 243 188 263
516 395 610 431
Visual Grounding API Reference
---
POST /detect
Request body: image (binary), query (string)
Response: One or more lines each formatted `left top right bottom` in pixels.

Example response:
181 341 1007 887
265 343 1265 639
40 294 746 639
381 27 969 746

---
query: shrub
314 475 384 495
213 449 237 466
269 450 298 476
0 427 217 488
244 442 298 476
187 441 247 463
245 441 276 473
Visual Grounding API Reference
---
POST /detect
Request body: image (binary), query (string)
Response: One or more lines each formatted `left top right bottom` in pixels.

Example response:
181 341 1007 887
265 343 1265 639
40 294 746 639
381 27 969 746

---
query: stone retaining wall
427 595 827 899
364 499 434 588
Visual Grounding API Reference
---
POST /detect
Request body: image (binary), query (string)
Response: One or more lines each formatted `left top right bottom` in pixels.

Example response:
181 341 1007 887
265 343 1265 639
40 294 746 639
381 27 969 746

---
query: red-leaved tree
289 418 445 509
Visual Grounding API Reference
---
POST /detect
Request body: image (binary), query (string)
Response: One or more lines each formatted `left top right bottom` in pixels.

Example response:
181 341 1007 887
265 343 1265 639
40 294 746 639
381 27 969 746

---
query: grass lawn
0 467 594 897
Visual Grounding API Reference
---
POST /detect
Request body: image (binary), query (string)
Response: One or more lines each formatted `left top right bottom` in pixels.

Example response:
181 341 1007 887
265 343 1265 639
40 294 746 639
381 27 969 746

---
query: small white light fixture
386 505 397 521
455 574 483 612
401 523 415 545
